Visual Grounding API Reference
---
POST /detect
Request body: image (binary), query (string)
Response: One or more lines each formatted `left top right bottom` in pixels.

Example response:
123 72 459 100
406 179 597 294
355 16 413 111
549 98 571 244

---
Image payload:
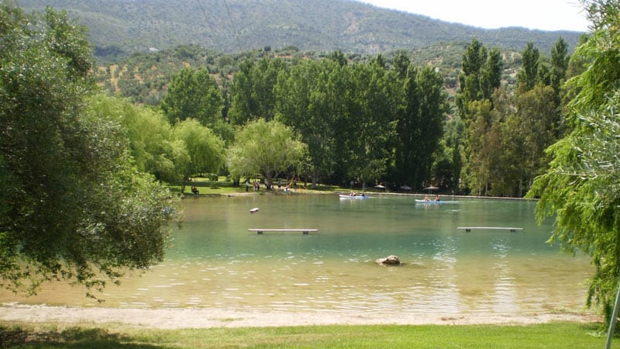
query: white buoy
250 207 259 213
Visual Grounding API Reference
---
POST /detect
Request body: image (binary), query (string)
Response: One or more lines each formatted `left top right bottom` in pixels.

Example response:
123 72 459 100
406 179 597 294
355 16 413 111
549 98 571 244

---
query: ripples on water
0 195 592 316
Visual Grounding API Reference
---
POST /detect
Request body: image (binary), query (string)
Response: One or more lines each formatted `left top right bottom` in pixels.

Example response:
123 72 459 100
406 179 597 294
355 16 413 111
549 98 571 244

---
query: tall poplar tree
395 64 448 189
456 39 503 194
275 59 342 187
517 42 540 94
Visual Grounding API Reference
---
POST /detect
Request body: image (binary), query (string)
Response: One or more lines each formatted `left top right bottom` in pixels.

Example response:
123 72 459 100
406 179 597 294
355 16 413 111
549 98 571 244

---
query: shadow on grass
1 326 172 349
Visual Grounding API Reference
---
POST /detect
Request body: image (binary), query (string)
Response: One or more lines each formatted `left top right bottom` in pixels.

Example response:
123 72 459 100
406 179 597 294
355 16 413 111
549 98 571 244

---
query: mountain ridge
17 0 584 56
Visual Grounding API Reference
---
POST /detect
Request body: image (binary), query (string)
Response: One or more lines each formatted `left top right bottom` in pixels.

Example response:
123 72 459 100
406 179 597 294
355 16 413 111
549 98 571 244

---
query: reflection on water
1 195 592 316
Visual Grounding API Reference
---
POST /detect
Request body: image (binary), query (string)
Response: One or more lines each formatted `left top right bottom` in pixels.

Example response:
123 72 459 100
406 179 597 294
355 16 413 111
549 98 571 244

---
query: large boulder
375 255 401 266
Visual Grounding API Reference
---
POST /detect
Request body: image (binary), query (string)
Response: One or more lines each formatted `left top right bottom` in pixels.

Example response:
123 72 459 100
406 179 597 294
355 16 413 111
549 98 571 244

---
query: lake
1 194 592 317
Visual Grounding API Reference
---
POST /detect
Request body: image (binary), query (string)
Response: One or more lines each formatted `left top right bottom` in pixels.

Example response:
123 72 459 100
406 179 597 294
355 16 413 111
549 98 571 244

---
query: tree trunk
263 171 273 190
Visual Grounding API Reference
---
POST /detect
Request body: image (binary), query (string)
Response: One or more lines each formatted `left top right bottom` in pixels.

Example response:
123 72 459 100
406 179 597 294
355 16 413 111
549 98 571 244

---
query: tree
87 94 182 183
517 42 540 93
227 119 307 188
527 0 620 327
480 48 503 101
343 61 399 189
0 3 178 297
457 39 483 120
160 68 224 127
550 37 570 98
515 84 558 184
228 58 287 125
275 59 342 187
456 39 504 193
395 64 448 189
172 118 226 187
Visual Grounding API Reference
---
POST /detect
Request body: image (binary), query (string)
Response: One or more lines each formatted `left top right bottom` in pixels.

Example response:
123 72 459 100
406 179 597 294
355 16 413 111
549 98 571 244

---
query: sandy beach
0 303 601 329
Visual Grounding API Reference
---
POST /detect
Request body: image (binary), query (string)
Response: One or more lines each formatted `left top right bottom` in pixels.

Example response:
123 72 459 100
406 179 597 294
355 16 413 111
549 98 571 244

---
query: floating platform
457 227 523 232
249 228 318 235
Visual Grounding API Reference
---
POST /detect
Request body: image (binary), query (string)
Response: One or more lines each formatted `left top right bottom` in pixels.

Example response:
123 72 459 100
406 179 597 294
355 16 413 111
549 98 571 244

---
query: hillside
18 0 583 58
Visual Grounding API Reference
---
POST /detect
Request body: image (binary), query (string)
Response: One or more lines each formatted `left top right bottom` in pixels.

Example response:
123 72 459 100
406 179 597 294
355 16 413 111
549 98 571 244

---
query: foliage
161 67 225 127
227 119 307 187
172 119 226 184
457 35 570 197
275 54 446 189
394 63 449 189
456 39 505 194
87 94 183 183
228 58 287 125
275 58 342 187
0 3 179 297
527 0 620 326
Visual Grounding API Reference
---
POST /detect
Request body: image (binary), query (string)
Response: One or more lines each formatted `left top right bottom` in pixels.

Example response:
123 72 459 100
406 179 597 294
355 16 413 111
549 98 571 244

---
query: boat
339 194 369 199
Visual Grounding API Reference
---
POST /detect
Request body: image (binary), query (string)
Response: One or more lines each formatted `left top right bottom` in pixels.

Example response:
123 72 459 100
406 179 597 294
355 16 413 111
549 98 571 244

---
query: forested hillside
19 0 582 60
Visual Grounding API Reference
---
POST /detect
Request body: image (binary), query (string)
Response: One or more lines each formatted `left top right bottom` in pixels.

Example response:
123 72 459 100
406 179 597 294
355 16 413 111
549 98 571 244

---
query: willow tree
173 118 226 188
527 0 620 326
87 94 184 183
0 4 179 298
227 119 307 188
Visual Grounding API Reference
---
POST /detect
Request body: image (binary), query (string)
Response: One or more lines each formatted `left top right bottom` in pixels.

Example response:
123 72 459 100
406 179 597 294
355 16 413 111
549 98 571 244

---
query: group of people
245 180 262 192
244 179 293 192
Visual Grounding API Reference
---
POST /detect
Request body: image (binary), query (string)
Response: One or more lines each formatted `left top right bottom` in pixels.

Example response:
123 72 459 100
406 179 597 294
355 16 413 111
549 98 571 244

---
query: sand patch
0 303 600 329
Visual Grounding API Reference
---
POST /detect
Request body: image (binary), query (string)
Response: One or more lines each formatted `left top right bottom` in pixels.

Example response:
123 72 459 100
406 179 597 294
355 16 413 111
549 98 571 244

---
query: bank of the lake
1 321 616 349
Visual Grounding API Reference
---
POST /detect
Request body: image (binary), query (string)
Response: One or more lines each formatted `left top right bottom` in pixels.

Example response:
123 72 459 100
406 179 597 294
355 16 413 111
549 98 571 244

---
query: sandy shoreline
0 303 601 329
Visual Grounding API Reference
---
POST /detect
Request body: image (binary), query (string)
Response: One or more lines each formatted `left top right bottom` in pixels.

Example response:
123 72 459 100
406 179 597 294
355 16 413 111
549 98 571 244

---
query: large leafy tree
160 68 224 127
228 58 287 125
395 64 449 189
527 0 620 326
342 61 399 189
0 3 178 297
172 118 226 186
88 94 184 183
227 119 307 188
275 58 342 187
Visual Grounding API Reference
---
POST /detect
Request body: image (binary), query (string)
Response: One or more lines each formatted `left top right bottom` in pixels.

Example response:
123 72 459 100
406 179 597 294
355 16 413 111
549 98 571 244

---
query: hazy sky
356 0 590 32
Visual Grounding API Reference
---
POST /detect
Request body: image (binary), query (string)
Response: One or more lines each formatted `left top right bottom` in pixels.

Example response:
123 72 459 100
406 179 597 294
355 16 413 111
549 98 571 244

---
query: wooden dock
248 228 318 235
457 227 523 232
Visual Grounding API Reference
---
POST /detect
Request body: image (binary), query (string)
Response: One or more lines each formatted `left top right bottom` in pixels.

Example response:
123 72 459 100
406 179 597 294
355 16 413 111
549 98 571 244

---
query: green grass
172 176 347 196
1 322 618 349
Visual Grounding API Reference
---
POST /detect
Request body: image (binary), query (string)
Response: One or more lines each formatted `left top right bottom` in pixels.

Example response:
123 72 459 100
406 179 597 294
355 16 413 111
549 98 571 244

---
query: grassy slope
1 322 617 348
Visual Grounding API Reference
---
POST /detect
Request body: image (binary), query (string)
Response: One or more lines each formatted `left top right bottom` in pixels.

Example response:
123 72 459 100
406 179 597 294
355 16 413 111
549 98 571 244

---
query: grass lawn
172 176 345 196
1 322 618 349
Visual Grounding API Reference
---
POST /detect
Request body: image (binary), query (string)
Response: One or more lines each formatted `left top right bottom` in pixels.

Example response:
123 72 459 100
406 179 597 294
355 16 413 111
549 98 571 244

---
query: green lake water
1 194 593 316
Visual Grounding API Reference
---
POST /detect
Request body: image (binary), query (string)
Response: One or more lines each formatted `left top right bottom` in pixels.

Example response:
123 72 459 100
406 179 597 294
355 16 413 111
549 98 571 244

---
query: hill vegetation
18 0 583 60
